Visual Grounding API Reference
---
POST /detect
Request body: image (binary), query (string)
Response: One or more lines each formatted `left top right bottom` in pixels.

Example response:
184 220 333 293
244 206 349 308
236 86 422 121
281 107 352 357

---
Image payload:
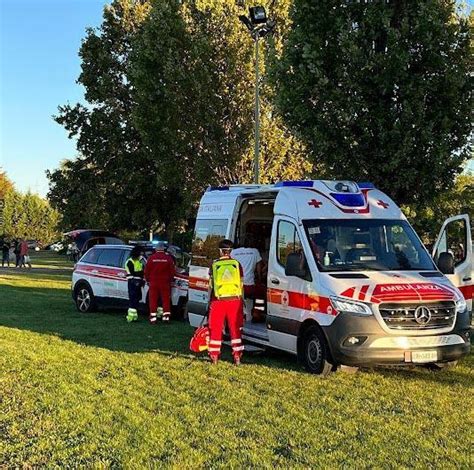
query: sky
0 0 107 196
0 1 473 197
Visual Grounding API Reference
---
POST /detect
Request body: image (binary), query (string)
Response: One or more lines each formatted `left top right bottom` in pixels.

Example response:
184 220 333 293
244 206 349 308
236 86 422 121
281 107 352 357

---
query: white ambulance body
188 180 472 374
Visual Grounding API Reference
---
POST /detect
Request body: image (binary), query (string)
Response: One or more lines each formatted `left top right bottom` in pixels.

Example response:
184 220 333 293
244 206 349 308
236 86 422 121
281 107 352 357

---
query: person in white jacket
231 234 263 305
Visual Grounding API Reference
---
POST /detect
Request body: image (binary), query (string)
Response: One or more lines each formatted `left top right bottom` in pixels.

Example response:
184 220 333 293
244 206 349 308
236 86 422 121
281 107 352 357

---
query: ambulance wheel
74 283 96 313
299 326 333 376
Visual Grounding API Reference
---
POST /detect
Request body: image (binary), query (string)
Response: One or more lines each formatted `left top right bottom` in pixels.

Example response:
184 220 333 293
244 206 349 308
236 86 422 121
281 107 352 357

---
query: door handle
462 276 472 282
270 277 280 285
91 270 99 274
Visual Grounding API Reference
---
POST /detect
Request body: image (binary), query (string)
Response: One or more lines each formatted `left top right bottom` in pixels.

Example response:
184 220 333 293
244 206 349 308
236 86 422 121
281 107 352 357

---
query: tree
130 0 254 228
49 0 156 233
2 189 61 244
273 0 472 205
50 0 313 237
0 169 14 198
46 159 112 230
130 1 313 208
403 172 474 243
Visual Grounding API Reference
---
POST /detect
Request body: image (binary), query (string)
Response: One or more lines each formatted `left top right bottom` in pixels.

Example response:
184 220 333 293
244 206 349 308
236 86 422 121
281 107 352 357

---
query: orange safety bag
189 326 210 353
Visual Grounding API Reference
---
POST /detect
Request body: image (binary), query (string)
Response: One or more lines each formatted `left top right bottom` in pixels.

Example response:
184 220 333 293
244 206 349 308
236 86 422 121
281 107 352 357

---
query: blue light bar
275 180 314 188
330 193 366 207
357 182 375 189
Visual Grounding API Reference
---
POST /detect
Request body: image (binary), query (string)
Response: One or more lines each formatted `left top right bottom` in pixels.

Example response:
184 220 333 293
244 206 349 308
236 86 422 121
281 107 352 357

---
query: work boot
127 309 137 323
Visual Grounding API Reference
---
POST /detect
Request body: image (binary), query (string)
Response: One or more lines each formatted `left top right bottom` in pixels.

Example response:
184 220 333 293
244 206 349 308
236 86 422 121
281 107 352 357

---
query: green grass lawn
1 253 473 468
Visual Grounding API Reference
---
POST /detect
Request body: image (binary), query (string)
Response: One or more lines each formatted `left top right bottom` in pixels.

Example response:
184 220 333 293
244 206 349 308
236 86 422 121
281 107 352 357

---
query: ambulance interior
234 194 276 332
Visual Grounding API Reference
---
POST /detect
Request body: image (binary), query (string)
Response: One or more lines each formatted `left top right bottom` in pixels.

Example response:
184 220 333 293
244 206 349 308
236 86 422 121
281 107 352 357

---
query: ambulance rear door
432 214 473 313
188 218 229 326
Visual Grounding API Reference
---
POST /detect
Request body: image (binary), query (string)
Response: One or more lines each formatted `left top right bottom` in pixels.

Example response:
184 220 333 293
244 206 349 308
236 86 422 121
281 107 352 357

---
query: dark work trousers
128 279 143 310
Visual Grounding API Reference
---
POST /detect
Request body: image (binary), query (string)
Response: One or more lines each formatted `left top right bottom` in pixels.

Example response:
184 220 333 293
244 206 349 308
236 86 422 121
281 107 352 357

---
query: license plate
411 350 438 363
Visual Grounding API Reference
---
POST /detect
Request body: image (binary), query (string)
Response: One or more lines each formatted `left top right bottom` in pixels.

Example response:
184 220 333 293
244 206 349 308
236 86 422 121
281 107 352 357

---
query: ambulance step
244 344 265 353
222 341 265 353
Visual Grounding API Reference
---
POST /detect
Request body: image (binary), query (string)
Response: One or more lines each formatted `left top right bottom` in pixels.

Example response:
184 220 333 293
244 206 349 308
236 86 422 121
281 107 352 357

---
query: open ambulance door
432 214 473 313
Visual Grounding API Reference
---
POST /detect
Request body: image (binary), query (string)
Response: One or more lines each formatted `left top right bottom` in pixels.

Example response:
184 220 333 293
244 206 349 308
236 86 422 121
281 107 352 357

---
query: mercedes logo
414 306 432 325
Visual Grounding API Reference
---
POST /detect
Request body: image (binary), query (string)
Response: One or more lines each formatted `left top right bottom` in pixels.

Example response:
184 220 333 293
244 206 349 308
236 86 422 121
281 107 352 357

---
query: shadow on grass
0 282 301 371
0 280 471 380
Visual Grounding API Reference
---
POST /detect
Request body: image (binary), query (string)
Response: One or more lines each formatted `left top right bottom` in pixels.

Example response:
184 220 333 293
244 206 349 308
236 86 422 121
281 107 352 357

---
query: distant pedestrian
19 239 31 268
2 240 10 267
14 240 21 268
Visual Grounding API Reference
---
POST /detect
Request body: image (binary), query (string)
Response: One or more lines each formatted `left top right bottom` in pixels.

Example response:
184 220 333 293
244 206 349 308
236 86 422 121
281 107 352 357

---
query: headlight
331 296 373 316
455 296 467 314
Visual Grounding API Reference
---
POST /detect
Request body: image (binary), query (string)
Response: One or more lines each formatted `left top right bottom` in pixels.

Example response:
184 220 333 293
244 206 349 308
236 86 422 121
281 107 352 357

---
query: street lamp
239 6 275 185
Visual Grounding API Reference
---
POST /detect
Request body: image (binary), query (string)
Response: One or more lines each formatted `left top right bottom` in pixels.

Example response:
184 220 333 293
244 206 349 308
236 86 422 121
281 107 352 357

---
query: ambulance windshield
303 219 436 272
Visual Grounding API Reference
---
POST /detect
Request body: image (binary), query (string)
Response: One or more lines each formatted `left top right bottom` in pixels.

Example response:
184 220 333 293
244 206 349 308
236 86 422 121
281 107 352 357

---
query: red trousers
149 282 171 314
208 298 244 360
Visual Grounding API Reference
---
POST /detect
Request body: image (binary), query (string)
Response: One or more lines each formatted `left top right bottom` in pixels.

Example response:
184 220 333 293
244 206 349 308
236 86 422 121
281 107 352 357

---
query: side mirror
437 252 455 275
285 252 312 281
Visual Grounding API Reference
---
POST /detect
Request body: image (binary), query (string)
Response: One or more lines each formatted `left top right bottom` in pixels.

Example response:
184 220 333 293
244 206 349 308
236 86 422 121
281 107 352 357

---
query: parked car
64 229 124 258
72 244 188 318
26 239 41 250
46 241 64 252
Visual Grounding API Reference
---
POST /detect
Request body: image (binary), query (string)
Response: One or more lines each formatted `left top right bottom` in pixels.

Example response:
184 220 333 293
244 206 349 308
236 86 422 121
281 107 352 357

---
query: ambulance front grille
379 301 456 330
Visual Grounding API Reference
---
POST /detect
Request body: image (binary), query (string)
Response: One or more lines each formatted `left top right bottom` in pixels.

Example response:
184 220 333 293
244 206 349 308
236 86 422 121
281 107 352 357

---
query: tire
299 325 334 376
74 283 96 313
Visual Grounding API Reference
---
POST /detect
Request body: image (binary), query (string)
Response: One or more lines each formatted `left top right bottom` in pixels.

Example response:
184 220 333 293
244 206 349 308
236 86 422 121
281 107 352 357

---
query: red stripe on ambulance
340 287 355 299
267 288 337 316
458 284 473 300
189 277 209 291
358 284 370 301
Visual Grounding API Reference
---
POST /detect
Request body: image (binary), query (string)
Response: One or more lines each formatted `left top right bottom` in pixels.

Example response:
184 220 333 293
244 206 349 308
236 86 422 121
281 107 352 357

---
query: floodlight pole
254 34 260 185
239 6 274 185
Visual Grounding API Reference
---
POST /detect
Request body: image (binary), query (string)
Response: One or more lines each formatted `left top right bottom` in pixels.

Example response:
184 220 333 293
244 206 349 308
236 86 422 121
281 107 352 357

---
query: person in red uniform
207 239 245 365
144 241 175 323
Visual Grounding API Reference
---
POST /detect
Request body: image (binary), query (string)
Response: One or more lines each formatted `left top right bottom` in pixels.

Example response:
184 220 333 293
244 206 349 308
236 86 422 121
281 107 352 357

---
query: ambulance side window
277 221 302 267
191 219 228 267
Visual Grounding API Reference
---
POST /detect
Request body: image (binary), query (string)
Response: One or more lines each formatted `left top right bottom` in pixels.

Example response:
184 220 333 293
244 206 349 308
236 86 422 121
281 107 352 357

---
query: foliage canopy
273 0 472 205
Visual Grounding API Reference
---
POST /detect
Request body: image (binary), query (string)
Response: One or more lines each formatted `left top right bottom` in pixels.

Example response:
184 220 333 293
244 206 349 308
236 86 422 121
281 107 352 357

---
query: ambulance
188 180 472 375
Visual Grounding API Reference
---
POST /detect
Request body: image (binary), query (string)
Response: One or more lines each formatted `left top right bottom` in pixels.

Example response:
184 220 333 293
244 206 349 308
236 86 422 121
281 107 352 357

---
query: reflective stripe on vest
212 258 242 299
125 258 143 279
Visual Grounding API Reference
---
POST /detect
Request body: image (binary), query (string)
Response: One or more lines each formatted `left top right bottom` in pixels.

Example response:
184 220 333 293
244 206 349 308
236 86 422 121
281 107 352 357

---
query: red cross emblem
377 200 389 209
308 199 322 208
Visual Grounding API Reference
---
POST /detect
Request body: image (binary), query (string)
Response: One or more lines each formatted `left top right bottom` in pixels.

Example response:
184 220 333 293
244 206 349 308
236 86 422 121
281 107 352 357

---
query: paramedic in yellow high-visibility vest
208 239 244 365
